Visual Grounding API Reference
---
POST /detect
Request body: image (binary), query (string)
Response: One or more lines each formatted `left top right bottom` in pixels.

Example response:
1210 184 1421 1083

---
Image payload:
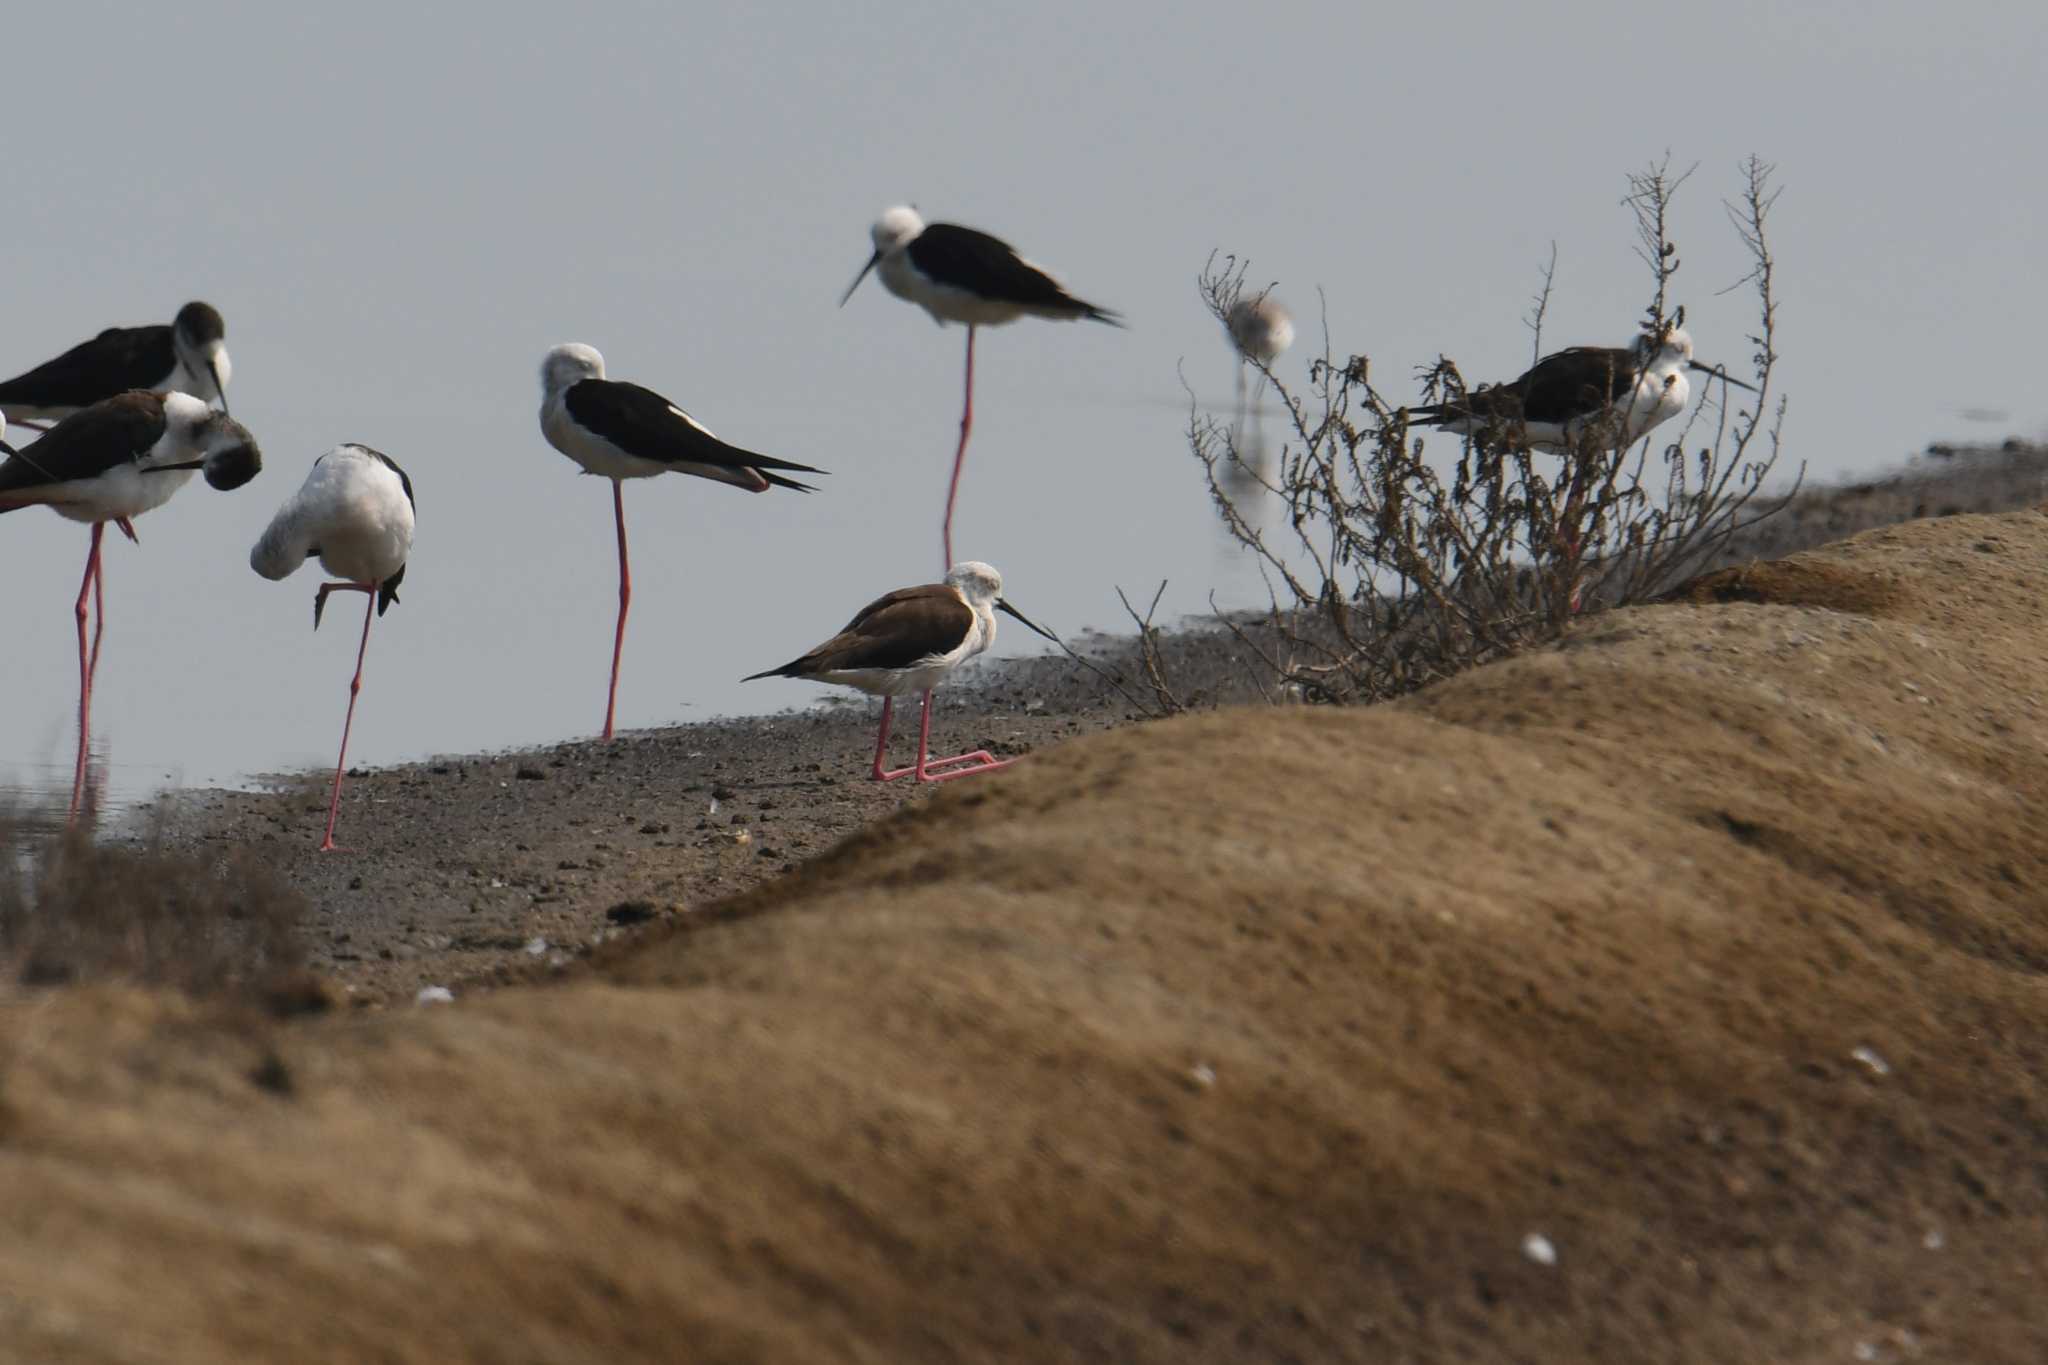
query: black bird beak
209 359 229 415
839 250 880 307
1689 361 1760 393
995 597 1060 644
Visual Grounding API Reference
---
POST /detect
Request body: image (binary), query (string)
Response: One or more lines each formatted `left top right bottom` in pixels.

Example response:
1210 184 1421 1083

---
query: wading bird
745 560 1058 783
840 206 1121 569
0 302 232 431
1405 325 1758 451
250 444 416 851
0 391 260 819
538 343 825 741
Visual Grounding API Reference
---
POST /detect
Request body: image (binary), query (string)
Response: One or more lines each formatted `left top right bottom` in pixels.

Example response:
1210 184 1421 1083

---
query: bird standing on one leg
745 561 1059 784
0 391 261 821
0 301 232 432
840 206 1122 572
537 344 825 741
250 444 416 852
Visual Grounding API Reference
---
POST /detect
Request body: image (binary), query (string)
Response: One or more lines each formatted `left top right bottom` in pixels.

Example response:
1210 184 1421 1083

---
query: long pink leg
916 683 1014 782
320 585 378 852
874 692 952 782
67 524 106 825
940 324 977 572
86 534 106 690
869 696 900 780
604 479 630 741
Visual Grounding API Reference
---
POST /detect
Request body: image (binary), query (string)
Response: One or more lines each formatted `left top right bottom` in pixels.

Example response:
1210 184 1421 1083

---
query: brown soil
5 504 2048 1361
151 697 1134 1004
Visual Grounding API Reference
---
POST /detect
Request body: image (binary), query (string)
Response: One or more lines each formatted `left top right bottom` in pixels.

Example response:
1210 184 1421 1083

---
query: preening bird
0 301 232 428
0 390 260 820
250 444 416 851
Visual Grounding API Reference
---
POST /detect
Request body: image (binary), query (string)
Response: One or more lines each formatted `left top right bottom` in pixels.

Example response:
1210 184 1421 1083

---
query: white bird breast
45 462 197 524
880 253 1034 328
252 450 413 585
540 396 686 480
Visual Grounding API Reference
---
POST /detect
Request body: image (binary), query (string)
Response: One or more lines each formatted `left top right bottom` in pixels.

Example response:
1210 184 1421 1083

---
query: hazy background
3 0 2043 797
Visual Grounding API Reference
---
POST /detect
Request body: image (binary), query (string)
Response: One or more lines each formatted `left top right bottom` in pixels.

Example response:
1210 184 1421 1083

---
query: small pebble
415 986 455 1006
1521 1233 1557 1267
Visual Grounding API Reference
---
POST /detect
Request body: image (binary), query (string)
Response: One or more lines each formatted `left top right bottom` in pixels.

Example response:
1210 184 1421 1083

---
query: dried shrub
1188 156 1795 705
1 797 307 997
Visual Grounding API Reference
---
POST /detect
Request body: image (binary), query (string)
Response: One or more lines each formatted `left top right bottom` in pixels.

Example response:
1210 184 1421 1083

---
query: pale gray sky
4 0 2043 795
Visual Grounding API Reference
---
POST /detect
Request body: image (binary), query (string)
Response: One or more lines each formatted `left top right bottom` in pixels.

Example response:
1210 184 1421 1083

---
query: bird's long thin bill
839 252 880 307
995 598 1060 644
210 361 229 415
1690 361 1759 393
145 459 205 472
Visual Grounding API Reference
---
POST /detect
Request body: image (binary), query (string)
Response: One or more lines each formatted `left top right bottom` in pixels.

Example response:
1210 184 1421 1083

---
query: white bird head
1639 324 1758 392
870 205 926 254
1638 325 1694 367
541 343 605 397
840 205 928 307
172 301 232 415
946 560 1004 605
946 560 1059 645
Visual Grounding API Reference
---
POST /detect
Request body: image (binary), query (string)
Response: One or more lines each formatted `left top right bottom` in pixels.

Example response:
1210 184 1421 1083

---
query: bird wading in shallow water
0 390 261 820
745 560 1059 783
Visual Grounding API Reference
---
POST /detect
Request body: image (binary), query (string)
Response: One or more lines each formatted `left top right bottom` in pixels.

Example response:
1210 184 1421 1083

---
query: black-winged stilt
1405 325 1757 451
839 206 1122 570
0 391 261 820
0 302 232 431
1225 294 1295 372
251 444 416 851
538 343 825 742
745 560 1057 784
1223 292 1294 461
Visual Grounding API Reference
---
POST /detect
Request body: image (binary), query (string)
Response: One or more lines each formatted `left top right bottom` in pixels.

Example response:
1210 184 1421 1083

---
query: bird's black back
564 379 823 477
909 224 1117 320
0 325 177 410
0 391 166 494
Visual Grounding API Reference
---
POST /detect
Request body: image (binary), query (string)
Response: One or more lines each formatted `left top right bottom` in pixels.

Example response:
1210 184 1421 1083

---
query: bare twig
1117 581 1183 716
1186 158 1791 706
1525 241 1558 364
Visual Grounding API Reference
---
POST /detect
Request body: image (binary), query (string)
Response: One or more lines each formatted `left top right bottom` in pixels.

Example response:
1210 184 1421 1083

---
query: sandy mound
5 510 2047 1362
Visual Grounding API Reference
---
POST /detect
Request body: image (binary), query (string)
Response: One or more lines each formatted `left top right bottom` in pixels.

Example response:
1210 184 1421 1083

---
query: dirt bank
5 506 2048 1361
